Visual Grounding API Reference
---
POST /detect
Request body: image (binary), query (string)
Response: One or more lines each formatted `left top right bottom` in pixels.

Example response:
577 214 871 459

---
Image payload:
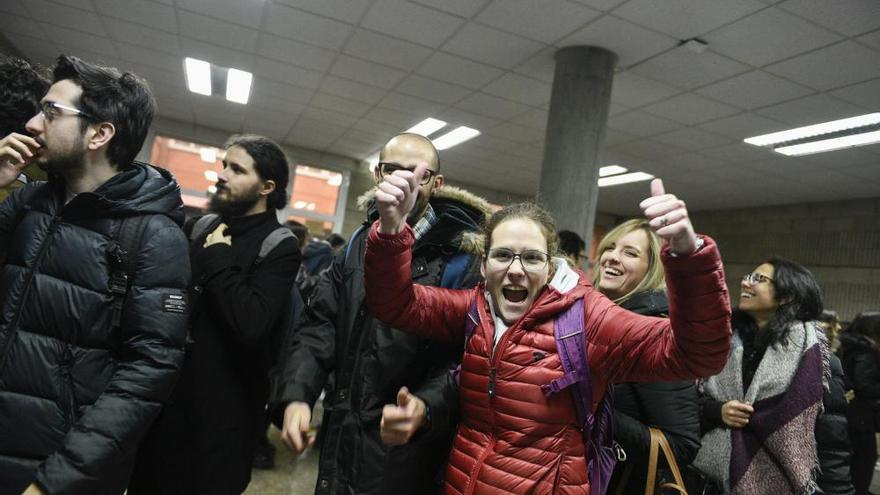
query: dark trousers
851 427 877 495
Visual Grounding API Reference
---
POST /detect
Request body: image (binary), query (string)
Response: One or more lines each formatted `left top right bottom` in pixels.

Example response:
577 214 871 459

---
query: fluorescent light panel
226 68 252 104
184 58 212 96
599 165 628 177
406 118 447 137
744 113 880 147
433 126 480 150
775 130 880 156
598 172 654 187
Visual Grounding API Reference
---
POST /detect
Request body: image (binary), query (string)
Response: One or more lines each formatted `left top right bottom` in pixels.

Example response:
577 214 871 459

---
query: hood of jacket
302 240 333 259
359 184 492 255
45 161 185 225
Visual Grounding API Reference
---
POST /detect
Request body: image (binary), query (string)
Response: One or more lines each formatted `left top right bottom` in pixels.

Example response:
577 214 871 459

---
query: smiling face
739 263 778 320
597 228 651 300
481 217 551 325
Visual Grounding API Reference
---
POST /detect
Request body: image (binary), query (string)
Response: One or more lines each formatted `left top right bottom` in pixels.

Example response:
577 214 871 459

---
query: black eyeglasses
377 161 436 186
39 101 96 122
486 248 550 272
742 273 774 286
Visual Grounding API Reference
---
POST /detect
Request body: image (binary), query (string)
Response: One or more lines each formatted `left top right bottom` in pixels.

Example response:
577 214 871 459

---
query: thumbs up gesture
374 164 429 235
380 387 427 445
639 178 698 256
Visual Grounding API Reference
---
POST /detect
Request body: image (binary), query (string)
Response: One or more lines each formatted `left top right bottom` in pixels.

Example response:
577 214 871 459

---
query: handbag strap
645 428 688 495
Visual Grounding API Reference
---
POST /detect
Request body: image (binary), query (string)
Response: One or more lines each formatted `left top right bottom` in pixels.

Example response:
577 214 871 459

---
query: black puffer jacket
607 291 701 495
275 186 489 495
0 163 190 495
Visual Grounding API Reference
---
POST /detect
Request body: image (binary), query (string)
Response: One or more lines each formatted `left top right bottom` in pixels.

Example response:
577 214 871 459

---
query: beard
36 140 86 175
208 182 262 218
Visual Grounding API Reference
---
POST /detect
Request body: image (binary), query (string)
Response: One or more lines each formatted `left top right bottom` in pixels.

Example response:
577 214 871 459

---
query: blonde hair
592 219 665 304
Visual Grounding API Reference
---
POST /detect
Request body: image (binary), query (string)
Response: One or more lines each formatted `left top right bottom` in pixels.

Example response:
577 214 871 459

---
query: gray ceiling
2 0 880 215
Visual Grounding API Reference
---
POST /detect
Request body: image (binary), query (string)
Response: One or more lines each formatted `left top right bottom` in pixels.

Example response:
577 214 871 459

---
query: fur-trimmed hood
358 184 493 255
357 184 493 216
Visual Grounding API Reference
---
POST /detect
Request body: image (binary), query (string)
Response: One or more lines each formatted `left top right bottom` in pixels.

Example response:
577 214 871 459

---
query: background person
694 257 854 494
838 312 880 495
594 219 701 495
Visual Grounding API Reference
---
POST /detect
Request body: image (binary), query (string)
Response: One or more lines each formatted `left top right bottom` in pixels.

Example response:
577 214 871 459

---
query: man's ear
261 179 276 197
87 122 116 151
432 173 444 191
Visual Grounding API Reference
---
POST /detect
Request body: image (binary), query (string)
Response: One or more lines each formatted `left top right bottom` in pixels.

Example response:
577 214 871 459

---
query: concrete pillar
539 46 617 241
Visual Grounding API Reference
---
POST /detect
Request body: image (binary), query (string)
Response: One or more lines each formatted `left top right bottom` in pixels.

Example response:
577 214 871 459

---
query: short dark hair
848 312 880 342
0 56 49 136
326 233 346 249
224 134 289 210
557 230 586 260
286 220 309 249
52 55 155 168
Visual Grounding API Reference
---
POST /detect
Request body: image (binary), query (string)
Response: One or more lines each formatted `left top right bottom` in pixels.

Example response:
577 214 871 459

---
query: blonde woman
595 219 701 495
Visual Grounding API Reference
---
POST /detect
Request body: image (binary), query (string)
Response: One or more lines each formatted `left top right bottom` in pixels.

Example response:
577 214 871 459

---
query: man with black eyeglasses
274 133 491 495
0 55 190 495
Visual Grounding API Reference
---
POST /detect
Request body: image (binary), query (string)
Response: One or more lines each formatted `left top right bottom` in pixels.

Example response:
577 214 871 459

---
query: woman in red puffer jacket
364 166 731 495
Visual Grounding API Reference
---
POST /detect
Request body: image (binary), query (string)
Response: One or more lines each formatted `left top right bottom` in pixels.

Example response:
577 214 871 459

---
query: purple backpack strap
452 298 480 386
541 299 617 495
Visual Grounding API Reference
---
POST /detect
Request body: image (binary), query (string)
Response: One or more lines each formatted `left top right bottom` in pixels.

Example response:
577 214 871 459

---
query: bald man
274 133 491 495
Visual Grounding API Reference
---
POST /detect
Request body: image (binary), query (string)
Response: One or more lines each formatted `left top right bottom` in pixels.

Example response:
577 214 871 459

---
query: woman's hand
373 164 429 235
721 400 754 428
639 178 699 256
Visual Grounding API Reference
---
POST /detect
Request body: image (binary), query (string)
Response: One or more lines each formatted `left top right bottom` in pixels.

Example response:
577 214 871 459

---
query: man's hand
281 401 314 455
21 483 47 495
373 164 429 235
639 178 698 256
0 133 40 188
203 223 231 247
721 400 754 428
380 387 427 446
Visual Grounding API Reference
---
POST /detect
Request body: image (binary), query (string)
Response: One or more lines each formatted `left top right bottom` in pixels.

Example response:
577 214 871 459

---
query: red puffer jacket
364 223 731 495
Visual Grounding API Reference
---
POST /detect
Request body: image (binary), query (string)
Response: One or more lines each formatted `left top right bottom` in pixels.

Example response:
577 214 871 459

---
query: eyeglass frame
742 272 774 286
377 161 437 186
485 247 551 272
39 101 97 122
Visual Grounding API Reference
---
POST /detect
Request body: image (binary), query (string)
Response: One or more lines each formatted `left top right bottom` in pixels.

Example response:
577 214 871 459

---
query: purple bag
541 300 619 495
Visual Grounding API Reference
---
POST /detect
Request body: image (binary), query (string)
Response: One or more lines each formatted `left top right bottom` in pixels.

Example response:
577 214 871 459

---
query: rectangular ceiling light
598 171 654 187
744 113 880 146
599 165 628 177
406 118 447 137
226 68 253 104
432 126 480 150
184 57 212 96
775 130 880 156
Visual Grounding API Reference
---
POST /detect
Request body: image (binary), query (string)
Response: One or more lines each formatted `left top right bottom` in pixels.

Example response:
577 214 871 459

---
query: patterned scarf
694 321 830 494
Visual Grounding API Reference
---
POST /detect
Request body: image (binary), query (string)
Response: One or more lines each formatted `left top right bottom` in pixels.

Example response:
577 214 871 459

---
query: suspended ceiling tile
443 23 544 69
705 7 841 67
